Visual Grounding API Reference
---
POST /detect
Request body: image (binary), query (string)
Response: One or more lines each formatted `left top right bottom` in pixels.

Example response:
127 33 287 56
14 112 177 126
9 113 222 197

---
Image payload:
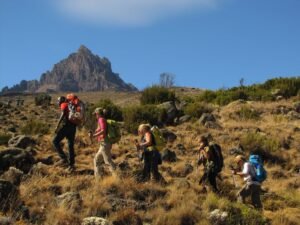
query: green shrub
21 120 49 135
240 133 280 153
85 99 123 131
140 85 176 105
183 102 213 118
0 133 11 145
123 105 167 133
35 93 51 106
197 90 217 103
236 106 260 120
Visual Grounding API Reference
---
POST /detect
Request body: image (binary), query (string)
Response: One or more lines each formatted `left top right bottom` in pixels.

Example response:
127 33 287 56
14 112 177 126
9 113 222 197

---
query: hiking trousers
53 123 76 166
200 167 219 193
237 183 262 209
142 150 162 182
94 142 116 177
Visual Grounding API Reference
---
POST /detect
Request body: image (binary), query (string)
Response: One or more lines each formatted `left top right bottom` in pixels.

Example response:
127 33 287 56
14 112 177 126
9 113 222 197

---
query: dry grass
0 93 299 224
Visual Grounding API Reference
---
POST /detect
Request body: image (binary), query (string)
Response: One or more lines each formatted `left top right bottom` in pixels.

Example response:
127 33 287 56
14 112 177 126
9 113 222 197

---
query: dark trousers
200 169 219 193
237 183 262 209
142 150 161 182
53 123 76 166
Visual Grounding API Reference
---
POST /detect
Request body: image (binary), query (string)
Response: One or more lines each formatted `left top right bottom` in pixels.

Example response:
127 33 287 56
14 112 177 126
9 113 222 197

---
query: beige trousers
94 142 116 177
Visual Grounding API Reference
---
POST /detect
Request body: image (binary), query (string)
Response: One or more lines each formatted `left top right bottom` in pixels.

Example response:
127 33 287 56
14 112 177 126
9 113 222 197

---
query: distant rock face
1 45 138 93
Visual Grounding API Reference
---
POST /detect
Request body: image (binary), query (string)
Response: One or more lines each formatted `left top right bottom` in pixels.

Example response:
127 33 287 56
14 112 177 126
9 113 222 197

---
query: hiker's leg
251 184 263 209
94 144 105 177
101 142 116 173
66 125 76 166
237 184 251 203
52 127 67 161
208 169 218 193
142 151 151 181
151 151 161 182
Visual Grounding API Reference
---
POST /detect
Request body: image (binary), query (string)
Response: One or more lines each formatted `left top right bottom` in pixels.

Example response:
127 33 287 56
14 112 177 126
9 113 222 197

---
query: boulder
0 217 13 225
8 135 35 149
178 115 191 124
287 111 300 120
161 129 177 142
209 209 228 225
0 167 24 186
82 217 109 225
204 121 222 129
158 101 178 124
199 113 216 125
161 149 177 162
0 148 35 174
56 191 82 212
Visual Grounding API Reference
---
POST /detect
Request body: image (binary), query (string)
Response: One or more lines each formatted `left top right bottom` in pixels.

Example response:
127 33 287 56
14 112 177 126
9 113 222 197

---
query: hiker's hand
88 131 93 138
231 170 236 175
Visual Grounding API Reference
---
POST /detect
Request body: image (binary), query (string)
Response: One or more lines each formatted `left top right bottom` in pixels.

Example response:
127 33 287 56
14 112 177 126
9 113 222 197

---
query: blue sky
0 0 300 90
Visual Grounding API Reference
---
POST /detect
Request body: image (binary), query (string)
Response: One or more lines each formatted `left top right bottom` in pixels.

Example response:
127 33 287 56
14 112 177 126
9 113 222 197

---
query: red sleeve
60 102 68 111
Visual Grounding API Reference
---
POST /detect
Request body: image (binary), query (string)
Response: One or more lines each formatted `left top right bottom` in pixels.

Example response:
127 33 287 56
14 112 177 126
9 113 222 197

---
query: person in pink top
89 107 116 178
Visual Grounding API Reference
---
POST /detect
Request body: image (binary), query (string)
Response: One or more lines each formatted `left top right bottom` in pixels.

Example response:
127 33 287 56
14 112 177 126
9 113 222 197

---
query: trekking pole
229 165 238 188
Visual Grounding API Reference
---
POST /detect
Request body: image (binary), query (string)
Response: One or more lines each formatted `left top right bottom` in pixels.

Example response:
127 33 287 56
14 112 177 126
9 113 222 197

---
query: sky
0 0 300 90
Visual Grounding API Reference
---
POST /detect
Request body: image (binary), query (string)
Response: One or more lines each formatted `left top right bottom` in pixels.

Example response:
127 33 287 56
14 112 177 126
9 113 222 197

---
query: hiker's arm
93 118 106 137
138 132 153 148
55 111 65 132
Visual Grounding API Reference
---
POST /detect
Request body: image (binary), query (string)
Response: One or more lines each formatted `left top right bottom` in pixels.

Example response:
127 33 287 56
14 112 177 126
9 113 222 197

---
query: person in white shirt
232 155 262 209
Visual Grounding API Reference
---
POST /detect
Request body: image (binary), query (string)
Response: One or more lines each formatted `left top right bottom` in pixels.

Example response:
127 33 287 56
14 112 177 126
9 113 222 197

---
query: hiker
135 124 162 182
89 107 116 178
231 155 262 209
198 136 222 193
53 96 77 171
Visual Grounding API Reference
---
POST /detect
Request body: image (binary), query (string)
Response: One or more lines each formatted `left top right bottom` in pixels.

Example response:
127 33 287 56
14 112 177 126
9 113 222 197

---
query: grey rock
0 217 13 225
209 209 228 225
178 115 191 124
161 129 177 142
82 217 109 225
0 148 35 174
199 113 216 125
0 167 23 186
204 121 222 129
8 135 36 149
294 102 300 113
158 101 178 124
161 149 177 162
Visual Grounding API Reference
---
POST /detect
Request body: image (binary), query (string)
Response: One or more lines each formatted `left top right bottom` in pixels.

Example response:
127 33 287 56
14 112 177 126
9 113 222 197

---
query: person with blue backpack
232 154 266 209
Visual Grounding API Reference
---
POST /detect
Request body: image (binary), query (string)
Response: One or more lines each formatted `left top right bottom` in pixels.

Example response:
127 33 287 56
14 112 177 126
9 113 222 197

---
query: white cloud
53 0 221 26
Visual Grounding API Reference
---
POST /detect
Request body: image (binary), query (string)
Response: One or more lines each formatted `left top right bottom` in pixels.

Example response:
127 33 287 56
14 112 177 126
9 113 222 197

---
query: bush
85 99 123 131
35 93 51 106
236 106 260 120
140 85 176 105
0 133 11 145
123 105 167 133
240 133 280 153
183 102 213 118
197 90 217 103
21 120 50 135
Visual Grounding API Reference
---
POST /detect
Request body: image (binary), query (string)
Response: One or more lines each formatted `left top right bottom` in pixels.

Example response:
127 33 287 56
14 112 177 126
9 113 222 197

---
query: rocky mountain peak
1 46 137 94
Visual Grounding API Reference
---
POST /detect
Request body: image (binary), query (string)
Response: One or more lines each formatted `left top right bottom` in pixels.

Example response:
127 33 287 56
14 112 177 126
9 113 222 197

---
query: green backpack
150 126 166 151
106 119 121 144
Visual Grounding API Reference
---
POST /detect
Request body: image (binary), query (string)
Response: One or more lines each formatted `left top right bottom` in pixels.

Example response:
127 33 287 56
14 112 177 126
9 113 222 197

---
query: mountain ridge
1 45 138 94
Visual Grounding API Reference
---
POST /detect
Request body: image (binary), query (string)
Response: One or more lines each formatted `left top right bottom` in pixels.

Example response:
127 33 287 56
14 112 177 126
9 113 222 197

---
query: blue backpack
249 155 267 183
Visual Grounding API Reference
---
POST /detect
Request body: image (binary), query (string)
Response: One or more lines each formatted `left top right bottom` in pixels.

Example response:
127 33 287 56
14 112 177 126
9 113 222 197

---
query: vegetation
85 99 123 131
197 77 300 105
21 120 50 135
183 102 213 119
140 85 176 105
34 93 51 106
235 106 260 120
0 133 11 145
123 105 167 133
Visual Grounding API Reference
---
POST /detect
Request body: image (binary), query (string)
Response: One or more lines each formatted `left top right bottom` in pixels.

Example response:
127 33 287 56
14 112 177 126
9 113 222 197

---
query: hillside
1 45 137 94
0 90 299 225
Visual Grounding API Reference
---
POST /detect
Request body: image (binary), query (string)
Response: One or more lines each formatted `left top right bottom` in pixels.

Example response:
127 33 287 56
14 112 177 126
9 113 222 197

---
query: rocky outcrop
1 45 137 94
0 148 35 174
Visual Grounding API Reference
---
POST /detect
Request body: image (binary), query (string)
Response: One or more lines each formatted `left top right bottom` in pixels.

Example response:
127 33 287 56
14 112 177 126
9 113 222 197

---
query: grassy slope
0 90 299 225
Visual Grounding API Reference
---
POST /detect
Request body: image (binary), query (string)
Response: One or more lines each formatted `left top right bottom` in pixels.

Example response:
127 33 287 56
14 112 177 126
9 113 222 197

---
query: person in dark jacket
53 96 76 171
